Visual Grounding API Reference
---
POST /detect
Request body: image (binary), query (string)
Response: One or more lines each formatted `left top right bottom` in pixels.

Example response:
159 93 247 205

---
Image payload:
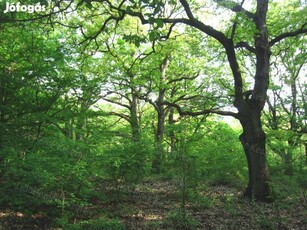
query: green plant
80 218 125 230
256 215 276 230
60 217 125 230
102 140 149 191
163 209 199 230
188 190 216 210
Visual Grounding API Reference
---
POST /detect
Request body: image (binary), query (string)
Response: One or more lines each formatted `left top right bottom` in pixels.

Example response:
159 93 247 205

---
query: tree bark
152 57 169 173
130 89 141 142
168 107 177 154
239 104 270 201
65 118 75 140
0 130 4 180
283 152 293 176
238 0 271 201
152 107 165 173
305 143 307 162
76 100 89 141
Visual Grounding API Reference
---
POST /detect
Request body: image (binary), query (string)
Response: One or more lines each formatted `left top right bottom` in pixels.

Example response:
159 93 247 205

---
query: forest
0 0 306 229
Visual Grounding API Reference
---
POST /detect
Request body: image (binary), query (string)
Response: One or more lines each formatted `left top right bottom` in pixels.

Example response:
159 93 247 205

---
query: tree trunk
152 57 169 173
278 149 293 176
152 109 164 173
65 118 75 140
283 152 293 176
239 105 270 202
76 100 88 141
168 107 177 154
238 0 271 202
0 131 4 180
130 91 141 142
285 139 298 176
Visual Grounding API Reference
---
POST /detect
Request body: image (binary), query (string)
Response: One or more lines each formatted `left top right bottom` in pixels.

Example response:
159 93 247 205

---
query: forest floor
110 178 307 229
0 178 306 229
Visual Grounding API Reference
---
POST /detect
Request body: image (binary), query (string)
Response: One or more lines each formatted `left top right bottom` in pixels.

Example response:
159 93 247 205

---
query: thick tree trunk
239 106 270 202
239 133 253 198
238 0 271 202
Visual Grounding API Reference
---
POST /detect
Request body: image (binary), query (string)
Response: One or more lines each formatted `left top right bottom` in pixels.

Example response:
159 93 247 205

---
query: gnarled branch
162 101 239 118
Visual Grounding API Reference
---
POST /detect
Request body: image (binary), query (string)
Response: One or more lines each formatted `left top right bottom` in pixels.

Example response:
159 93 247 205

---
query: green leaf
148 17 155 24
155 19 163 28
149 31 157 41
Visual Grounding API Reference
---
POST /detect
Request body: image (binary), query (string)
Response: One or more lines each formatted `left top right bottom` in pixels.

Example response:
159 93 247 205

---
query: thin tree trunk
152 108 165 173
0 132 4 180
152 57 169 173
65 118 75 140
285 139 298 176
168 107 177 154
130 91 141 142
283 152 293 176
76 101 88 141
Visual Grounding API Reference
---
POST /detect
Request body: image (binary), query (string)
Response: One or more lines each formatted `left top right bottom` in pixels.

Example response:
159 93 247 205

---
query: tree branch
162 101 239 118
139 95 159 111
172 95 200 104
179 0 196 20
102 97 130 109
93 0 243 103
235 41 256 53
269 23 307 46
106 112 130 122
167 71 200 84
214 0 254 20
161 23 177 40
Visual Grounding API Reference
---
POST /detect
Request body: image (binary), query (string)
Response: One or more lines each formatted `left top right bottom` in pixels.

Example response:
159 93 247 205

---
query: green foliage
163 209 199 230
101 139 151 192
188 191 216 210
123 34 147 47
184 121 247 187
63 218 125 230
0 137 95 216
255 215 276 230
